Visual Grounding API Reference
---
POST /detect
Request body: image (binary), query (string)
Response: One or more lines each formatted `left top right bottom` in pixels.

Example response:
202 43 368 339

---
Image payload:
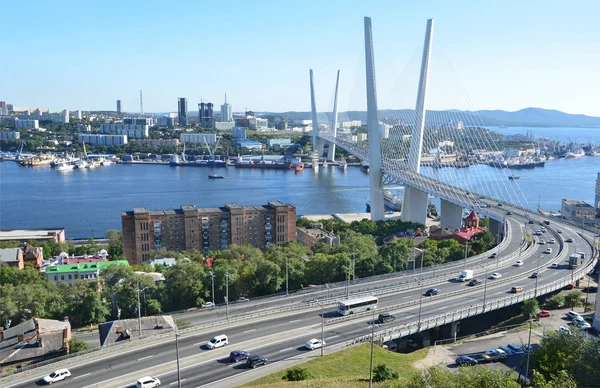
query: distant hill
263 107 600 128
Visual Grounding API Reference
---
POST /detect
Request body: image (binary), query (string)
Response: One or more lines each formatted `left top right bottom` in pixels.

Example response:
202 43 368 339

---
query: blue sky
1 0 599 115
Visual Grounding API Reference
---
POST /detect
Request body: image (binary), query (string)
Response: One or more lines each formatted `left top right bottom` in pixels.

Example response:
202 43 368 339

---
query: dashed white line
193 342 205 346
137 355 153 361
279 347 294 352
73 373 91 379
170 379 186 385
328 335 339 339
288 319 301 323
244 329 256 333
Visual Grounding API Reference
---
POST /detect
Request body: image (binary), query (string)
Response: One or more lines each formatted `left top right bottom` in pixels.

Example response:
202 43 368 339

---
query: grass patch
175 320 191 330
244 343 427 387
492 313 529 329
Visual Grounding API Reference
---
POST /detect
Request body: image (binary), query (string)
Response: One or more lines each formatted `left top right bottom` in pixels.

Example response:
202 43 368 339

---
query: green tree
165 261 209 310
546 294 565 309
68 337 92 353
523 299 540 318
564 291 583 309
106 229 123 259
373 364 399 382
380 239 411 271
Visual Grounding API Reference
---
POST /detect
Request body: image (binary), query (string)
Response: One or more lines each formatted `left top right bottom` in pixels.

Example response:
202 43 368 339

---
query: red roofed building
205 257 214 267
429 211 484 244
61 256 107 265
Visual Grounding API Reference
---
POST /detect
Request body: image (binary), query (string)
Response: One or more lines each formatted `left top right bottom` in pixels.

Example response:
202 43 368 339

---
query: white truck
458 270 474 282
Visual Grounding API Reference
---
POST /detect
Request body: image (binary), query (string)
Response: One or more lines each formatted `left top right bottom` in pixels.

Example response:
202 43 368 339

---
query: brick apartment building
121 202 296 265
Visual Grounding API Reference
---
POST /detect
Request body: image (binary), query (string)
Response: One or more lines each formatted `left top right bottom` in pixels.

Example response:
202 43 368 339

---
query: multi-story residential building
99 124 149 139
123 117 154 126
158 115 177 127
121 202 296 265
178 98 188 126
595 172 600 210
137 139 180 147
0 248 24 269
14 119 39 129
199 102 214 128
180 133 217 145
232 127 247 140
249 117 268 130
79 134 127 146
215 121 235 130
0 131 20 139
18 111 69 124
266 138 293 147
45 260 129 285
220 94 232 122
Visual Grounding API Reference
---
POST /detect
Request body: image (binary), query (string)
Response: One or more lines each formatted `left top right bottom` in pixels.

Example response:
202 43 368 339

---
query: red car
563 284 575 290
538 310 550 318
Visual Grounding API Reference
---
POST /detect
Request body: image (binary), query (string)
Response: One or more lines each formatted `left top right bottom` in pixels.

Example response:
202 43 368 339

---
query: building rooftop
45 260 129 274
562 199 594 208
0 248 21 263
0 229 65 242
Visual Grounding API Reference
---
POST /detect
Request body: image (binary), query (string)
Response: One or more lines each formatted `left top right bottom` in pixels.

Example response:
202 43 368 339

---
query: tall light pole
136 282 150 337
175 331 182 388
534 250 542 297
480 264 488 308
317 300 325 357
286 257 289 296
463 241 468 270
369 309 376 388
416 277 424 328
209 271 215 307
521 315 534 385
225 273 230 320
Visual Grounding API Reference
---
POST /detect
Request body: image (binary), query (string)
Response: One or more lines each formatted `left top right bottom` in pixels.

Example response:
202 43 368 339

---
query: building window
68 275 72 280
54 275 57 280
61 275 64 280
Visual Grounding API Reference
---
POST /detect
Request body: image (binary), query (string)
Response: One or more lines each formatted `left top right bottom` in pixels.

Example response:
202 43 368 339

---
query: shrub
285 367 310 381
546 294 565 309
373 364 399 382
68 337 92 353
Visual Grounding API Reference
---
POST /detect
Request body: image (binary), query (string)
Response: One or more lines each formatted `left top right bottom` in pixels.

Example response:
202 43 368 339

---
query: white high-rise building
220 94 232 122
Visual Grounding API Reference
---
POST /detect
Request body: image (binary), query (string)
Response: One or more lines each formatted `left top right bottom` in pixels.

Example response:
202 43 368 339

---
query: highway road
7 209 594 388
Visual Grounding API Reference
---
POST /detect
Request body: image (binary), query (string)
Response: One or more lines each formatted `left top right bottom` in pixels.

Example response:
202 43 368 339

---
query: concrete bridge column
440 200 463 230
450 321 460 342
594 282 600 331
488 219 503 242
400 185 428 226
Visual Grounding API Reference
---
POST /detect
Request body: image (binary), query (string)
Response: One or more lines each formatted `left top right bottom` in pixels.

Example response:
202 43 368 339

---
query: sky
1 0 599 116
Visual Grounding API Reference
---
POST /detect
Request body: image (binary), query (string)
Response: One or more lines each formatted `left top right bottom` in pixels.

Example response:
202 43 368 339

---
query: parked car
563 283 575 290
566 311 581 319
513 260 524 267
378 312 396 323
229 350 250 362
456 355 478 366
42 369 72 385
489 272 502 279
494 348 508 357
136 376 161 388
558 326 570 334
206 334 228 349
551 263 560 269
498 346 514 356
507 343 525 355
246 355 268 368
485 349 507 359
468 278 483 286
522 344 540 353
237 297 250 302
305 338 325 350
572 316 591 329
538 310 550 318
201 302 215 309
425 288 439 296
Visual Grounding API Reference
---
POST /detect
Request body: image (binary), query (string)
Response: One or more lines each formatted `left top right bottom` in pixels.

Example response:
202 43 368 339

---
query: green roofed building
45 260 129 284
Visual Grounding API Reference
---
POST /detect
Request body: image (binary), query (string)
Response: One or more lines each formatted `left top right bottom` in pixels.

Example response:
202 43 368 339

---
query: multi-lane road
4 202 595 388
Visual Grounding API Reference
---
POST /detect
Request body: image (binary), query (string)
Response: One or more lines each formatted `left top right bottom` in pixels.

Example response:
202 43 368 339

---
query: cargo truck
568 254 582 269
458 270 474 282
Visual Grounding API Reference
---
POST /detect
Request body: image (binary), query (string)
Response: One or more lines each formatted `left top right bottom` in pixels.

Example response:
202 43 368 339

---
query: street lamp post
209 271 215 307
416 277 424 328
521 316 534 385
369 309 376 388
225 273 230 320
286 257 289 296
136 281 150 337
480 264 489 308
317 300 325 357
534 251 541 297
175 332 182 388
463 242 468 270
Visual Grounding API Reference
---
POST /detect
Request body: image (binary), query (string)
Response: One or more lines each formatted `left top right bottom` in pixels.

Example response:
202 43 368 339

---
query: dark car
497 203 503 207
489 252 497 258
378 312 396 323
246 355 268 368
531 272 540 278
565 238 573 243
468 278 483 286
528 220 535 224
425 288 439 296
229 350 250 362
456 355 478 366
506 211 513 215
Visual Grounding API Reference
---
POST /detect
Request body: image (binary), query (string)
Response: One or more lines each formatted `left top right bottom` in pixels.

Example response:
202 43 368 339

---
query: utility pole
210 271 215 307
416 276 424 328
286 257 289 296
521 316 534 386
534 250 541 297
137 281 142 336
225 273 230 320
463 242 468 270
175 332 181 388
369 309 375 388
346 258 351 298
480 264 489 308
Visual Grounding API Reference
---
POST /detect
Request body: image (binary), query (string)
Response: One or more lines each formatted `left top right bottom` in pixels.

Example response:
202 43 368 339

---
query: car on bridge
378 312 396 323
557 229 563 233
456 355 477 366
506 211 513 215
497 203 503 207
513 260 524 267
42 369 72 385
136 376 161 388
548 239 556 244
538 239 545 244
565 238 573 243
489 273 502 279
206 334 228 349
528 220 535 224
305 338 325 350
246 355 268 368
544 248 553 254
531 272 540 278
489 252 497 258
229 350 250 362
538 310 550 318
551 263 560 269
511 286 524 293
425 288 439 296
468 278 483 286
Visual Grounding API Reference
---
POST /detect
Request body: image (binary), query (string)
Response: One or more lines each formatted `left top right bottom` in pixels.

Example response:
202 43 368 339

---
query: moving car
246 355 268 368
506 211 513 215
425 288 439 296
42 369 72 385
538 239 546 244
489 252 497 258
507 343 525 355
557 229 563 233
550 263 560 269
489 272 502 279
497 203 503 207
229 350 250 362
528 220 535 224
566 311 580 319
456 355 478 366
201 302 215 309
136 376 161 388
538 310 550 318
468 278 483 286
544 248 552 254
378 312 396 323
511 286 524 293
513 260 524 267
206 334 228 349
541 227 547 232
565 238 573 243
305 338 325 350
531 272 540 278
548 239 555 244
237 297 250 302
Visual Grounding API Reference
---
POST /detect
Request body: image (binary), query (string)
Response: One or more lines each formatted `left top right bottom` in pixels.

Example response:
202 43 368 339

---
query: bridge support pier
400 186 428 226
488 219 503 242
450 321 460 342
440 200 463 230
594 283 600 331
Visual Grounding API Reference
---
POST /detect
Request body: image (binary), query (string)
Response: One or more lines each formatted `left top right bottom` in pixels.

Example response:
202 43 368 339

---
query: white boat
100 158 113 166
338 159 347 171
87 160 97 168
565 148 585 159
75 160 88 169
56 162 74 172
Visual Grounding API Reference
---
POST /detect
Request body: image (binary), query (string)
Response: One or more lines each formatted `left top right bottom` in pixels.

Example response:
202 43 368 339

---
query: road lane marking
137 355 153 361
328 335 339 339
279 347 294 352
289 319 301 323
193 342 206 346
244 329 256 333
73 373 91 379
170 379 186 385
198 362 280 387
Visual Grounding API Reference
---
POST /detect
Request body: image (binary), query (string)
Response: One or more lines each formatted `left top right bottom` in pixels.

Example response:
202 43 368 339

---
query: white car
551 263 560 269
201 302 215 309
136 376 161 388
572 317 591 329
557 229 563 234
548 239 555 244
558 326 570 334
206 334 228 349
566 311 581 320
486 349 507 358
237 297 250 302
513 261 523 267
489 273 502 279
538 240 545 245
305 338 325 350
544 248 553 254
42 369 71 384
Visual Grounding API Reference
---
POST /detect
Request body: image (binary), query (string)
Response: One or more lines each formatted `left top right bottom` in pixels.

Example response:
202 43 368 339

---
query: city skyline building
116 100 122 113
199 102 214 128
121 202 296 264
220 94 232 122
178 97 188 126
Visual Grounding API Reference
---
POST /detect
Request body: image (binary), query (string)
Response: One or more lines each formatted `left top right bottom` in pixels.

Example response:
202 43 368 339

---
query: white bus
337 296 378 315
